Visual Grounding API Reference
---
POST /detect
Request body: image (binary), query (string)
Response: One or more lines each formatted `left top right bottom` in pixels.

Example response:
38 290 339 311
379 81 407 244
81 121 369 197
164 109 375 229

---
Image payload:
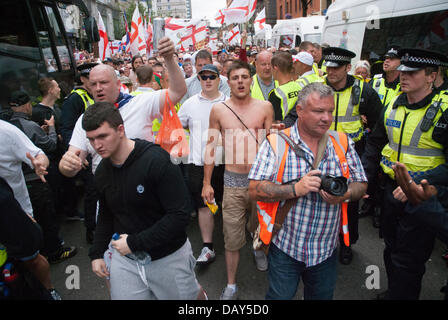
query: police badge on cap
397 48 444 72
323 47 356 67
77 62 98 76
384 45 400 59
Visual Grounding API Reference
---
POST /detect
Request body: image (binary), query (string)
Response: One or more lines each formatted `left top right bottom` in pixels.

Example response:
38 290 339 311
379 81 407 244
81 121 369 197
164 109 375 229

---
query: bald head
255 50 274 82
90 64 118 80
89 64 121 103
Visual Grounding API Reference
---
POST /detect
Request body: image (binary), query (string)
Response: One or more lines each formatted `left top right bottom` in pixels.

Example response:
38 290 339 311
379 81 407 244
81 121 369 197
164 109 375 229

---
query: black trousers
381 177 436 299
78 167 97 231
27 180 62 256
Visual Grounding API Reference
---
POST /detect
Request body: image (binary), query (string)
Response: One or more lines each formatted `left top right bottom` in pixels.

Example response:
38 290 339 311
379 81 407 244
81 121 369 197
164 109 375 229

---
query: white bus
321 0 448 70
272 15 325 49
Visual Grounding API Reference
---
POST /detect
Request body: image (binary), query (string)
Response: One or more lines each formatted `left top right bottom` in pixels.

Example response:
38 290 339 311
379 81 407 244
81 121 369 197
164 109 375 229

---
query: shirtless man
202 61 273 300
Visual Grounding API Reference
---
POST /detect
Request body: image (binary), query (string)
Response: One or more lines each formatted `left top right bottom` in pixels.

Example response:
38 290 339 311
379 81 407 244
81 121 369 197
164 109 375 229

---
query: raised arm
158 37 187 113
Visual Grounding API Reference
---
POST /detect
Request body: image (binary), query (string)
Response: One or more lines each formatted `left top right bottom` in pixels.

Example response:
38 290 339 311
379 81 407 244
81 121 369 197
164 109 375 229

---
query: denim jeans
266 244 337 300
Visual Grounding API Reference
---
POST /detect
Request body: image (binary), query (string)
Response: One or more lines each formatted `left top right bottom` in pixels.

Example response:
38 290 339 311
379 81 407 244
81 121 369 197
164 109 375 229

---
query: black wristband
292 183 297 197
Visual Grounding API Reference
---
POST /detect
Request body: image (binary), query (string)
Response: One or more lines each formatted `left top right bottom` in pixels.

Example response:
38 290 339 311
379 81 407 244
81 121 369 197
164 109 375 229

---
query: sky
191 0 227 25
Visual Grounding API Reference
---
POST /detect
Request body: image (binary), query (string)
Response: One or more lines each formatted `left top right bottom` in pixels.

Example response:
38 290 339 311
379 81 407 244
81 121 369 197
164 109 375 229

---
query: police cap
397 48 445 72
323 47 356 67
77 62 98 77
383 45 400 59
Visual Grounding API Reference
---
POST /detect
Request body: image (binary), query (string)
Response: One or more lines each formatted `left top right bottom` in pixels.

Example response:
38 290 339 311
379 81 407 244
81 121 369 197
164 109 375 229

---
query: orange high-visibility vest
257 129 350 246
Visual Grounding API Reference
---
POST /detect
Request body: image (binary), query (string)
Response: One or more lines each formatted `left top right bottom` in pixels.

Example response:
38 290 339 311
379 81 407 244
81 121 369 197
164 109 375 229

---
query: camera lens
320 175 348 197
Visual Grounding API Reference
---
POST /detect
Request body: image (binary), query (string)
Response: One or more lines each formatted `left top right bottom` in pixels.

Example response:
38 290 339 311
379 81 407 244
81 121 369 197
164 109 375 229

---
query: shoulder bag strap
222 102 259 145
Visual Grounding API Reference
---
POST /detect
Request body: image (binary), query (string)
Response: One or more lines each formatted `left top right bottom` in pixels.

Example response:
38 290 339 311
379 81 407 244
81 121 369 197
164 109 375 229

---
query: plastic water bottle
111 233 151 264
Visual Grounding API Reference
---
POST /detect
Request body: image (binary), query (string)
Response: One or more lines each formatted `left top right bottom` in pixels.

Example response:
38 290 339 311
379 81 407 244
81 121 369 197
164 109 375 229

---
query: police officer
268 51 302 122
362 46 403 225
59 62 97 242
371 45 402 108
434 54 448 93
60 62 97 148
362 48 448 299
251 50 278 101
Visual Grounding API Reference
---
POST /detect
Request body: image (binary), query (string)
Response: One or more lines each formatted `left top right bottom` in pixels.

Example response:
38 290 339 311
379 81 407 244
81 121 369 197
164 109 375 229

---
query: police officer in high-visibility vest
434 54 448 93
362 48 448 300
268 51 302 122
251 50 279 101
319 47 383 265
60 62 96 148
59 62 97 243
371 46 402 108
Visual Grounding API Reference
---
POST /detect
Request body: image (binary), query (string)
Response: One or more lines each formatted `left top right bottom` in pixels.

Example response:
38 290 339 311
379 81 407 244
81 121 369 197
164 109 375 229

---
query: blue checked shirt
248 123 367 267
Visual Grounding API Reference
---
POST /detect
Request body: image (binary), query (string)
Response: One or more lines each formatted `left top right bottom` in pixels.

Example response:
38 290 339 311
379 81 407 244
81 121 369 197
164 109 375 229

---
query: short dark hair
227 60 251 79
38 77 55 97
82 102 123 132
271 51 293 73
298 41 314 52
136 65 153 85
195 50 213 63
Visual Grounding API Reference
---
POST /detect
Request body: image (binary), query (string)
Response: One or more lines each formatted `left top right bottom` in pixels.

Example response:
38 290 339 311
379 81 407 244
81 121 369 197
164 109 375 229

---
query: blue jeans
266 244 337 300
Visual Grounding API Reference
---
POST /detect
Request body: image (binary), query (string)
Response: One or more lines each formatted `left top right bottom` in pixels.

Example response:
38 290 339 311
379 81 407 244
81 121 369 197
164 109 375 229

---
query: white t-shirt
178 92 227 166
69 90 162 173
0 120 44 215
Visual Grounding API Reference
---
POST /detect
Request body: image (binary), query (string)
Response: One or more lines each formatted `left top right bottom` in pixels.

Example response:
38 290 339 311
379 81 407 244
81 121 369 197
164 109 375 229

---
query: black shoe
47 246 78 264
359 200 374 217
375 290 389 300
339 244 353 265
86 229 94 244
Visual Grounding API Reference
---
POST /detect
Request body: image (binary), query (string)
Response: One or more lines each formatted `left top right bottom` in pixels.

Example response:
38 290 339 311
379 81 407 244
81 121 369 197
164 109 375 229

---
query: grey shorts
109 239 200 300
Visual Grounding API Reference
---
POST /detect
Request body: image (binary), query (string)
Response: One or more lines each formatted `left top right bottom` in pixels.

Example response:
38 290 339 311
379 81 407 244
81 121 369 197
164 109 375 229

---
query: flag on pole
130 7 146 56
226 25 241 46
109 40 121 54
146 17 153 56
254 8 266 34
214 9 225 26
164 18 197 47
122 10 131 53
97 13 111 60
222 0 257 24
180 20 208 50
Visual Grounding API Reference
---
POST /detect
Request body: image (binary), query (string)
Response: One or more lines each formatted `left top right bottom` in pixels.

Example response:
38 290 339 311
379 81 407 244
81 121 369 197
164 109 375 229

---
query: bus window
44 6 72 71
0 0 41 61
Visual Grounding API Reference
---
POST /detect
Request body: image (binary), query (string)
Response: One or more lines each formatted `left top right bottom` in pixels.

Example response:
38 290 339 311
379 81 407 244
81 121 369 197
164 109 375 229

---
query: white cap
293 52 314 66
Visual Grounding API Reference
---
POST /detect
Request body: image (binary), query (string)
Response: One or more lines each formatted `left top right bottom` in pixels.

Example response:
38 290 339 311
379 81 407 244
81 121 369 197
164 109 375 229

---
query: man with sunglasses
178 64 227 267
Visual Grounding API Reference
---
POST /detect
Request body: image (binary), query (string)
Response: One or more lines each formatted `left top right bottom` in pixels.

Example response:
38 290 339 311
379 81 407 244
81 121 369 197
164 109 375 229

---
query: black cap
77 62 98 76
396 48 445 72
198 64 219 75
9 91 30 107
323 47 356 67
384 45 400 59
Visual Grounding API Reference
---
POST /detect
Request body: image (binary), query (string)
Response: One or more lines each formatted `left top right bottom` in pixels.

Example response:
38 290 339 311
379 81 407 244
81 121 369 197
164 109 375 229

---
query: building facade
154 0 190 18
276 0 334 20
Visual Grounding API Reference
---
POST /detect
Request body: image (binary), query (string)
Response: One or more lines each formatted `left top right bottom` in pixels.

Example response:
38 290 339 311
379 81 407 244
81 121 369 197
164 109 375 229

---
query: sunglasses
199 74 218 81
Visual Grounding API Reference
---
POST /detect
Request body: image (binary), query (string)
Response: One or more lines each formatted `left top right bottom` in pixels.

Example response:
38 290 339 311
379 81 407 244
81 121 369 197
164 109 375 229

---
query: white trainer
196 247 216 265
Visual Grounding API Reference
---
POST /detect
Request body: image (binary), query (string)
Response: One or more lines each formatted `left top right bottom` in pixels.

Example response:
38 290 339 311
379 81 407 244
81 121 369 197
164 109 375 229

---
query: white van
321 0 448 69
272 15 325 49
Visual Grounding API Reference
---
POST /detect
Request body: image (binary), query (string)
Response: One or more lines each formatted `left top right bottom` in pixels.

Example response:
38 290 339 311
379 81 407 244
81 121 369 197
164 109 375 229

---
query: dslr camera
320 175 348 197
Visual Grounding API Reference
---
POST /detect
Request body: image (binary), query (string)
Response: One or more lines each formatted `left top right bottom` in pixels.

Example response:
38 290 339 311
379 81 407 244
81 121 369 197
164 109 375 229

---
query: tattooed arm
249 169 322 202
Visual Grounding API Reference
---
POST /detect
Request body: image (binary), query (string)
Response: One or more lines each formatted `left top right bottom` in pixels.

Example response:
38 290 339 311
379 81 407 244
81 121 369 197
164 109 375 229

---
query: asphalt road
50 210 448 300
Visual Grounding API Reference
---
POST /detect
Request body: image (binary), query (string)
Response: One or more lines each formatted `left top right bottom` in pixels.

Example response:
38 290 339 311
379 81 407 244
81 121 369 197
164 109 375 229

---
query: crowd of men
0 32 448 301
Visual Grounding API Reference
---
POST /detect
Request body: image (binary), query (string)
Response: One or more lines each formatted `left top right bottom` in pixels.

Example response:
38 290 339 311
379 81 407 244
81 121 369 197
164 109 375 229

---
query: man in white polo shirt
178 64 227 265
58 37 186 177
